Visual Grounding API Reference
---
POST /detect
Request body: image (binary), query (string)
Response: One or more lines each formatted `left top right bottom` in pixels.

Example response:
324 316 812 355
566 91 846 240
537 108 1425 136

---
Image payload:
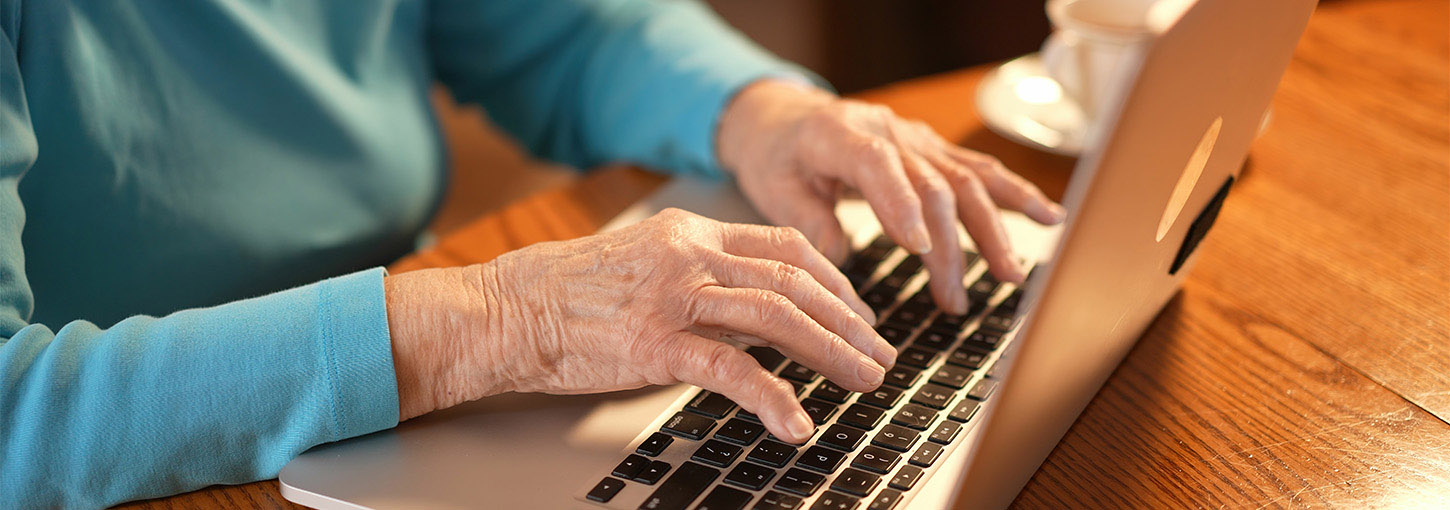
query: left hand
717 79 1066 315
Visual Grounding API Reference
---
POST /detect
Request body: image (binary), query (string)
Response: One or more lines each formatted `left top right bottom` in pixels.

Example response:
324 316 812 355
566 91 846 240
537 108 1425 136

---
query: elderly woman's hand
717 79 1066 316
384 208 893 443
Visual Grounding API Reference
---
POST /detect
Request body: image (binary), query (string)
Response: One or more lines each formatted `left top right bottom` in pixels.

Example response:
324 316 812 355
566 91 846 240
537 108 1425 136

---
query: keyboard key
789 380 808 396
810 491 861 510
862 287 898 313
850 446 901 474
980 310 1020 334
837 404 886 430
948 400 981 423
638 461 718 510
891 404 937 431
686 391 738 419
724 461 777 490
998 288 1024 315
829 467 881 497
898 348 939 369
811 381 853 404
866 489 904 510
946 348 987 369
613 454 649 479
796 445 847 474
966 379 999 401
909 442 943 467
781 363 819 383
889 302 932 326
911 384 955 410
693 439 745 467
747 346 789 372
929 421 962 444
697 485 754 510
962 331 1002 352
636 460 672 485
928 313 971 334
818 424 868 452
754 490 803 510
912 329 955 352
929 365 972 389
890 255 923 277
773 468 826 497
800 398 839 425
586 477 626 503
856 387 904 409
871 425 919 452
737 410 761 423
638 432 674 457
876 324 913 346
747 439 799 468
662 412 717 440
860 236 895 261
887 466 924 491
882 366 921 389
716 418 767 446
968 274 999 302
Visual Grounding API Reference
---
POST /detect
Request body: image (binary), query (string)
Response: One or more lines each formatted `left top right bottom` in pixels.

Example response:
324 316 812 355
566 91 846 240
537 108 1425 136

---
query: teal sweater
0 1 803 507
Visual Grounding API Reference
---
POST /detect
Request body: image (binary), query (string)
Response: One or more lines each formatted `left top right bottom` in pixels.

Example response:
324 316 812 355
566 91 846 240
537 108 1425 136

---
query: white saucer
975 54 1088 157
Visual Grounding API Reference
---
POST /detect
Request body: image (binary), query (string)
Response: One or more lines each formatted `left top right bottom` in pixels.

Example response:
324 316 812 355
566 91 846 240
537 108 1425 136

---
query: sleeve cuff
316 267 399 440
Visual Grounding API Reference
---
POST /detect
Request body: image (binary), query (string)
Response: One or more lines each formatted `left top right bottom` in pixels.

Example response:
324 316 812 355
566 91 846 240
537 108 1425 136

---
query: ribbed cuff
316 267 399 441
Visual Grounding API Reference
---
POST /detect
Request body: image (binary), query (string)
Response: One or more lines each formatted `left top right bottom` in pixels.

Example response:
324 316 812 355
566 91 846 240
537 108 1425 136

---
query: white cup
1040 0 1164 119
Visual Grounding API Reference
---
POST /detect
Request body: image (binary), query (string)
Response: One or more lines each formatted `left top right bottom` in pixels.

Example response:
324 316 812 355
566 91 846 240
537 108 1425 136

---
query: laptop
278 0 1316 508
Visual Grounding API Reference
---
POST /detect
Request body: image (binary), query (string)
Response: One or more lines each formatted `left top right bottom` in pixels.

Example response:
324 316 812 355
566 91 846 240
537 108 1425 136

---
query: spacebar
638 461 720 510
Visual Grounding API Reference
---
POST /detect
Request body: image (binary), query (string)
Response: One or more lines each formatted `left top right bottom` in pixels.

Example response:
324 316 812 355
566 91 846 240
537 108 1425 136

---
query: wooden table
123 0 1448 508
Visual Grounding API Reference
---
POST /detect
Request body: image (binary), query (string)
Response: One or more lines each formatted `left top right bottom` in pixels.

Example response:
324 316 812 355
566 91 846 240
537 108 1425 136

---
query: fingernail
871 343 896 370
949 290 969 316
905 226 933 254
1047 203 1067 223
858 357 885 387
787 412 814 441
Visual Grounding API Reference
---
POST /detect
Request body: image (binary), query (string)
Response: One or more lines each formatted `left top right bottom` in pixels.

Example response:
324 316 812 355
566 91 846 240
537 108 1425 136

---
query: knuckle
702 344 749 383
770 261 808 290
752 290 797 325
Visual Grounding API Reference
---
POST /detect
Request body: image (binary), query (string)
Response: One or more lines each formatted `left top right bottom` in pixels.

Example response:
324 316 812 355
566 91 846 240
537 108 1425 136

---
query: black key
753 490 803 510
867 489 904 510
724 461 777 491
780 363 819 383
800 398 839 425
998 288 1024 314
891 254 923 277
897 348 938 369
929 365 972 389
911 384 955 410
693 439 745 467
747 346 789 372
773 468 826 497
882 366 921 389
912 329 955 352
985 360 1002 379
856 387 904 409
846 271 871 292
966 379 999 401
586 477 626 503
962 250 982 272
871 425 919 452
888 302 932 326
662 412 717 440
737 409 761 423
637 460 672 485
829 468 881 497
962 331 1002 352
890 404 937 431
967 274 999 302
697 485 753 510
789 380 808 396
686 391 738 419
810 491 860 510
818 424 868 452
716 418 767 446
613 454 649 479
946 348 988 369
796 445 847 474
979 311 1020 335
850 445 900 474
638 432 674 457
811 381 852 404
836 404 886 430
887 466 924 491
876 324 913 346
906 287 935 307
638 461 718 510
929 421 962 444
746 439 799 468
862 287 897 313
928 313 971 334
948 400 981 423
859 236 896 261
909 442 943 467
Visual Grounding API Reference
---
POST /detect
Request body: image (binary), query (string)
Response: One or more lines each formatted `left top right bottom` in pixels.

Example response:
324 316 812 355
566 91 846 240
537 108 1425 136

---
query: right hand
384 208 895 443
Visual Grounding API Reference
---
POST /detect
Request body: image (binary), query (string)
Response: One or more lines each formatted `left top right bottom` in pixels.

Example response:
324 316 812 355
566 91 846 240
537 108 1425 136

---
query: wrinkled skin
386 79 1064 443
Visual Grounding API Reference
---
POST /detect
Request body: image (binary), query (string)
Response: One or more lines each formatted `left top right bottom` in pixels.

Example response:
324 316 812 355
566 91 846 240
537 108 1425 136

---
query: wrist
717 78 835 176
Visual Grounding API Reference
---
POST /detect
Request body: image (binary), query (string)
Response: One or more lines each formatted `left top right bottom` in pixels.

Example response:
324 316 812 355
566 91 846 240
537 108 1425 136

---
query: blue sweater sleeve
0 21 400 509
426 0 817 178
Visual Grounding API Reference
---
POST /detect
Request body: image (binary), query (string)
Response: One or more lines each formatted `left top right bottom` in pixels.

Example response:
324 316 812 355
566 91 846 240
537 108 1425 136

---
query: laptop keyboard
583 235 1032 510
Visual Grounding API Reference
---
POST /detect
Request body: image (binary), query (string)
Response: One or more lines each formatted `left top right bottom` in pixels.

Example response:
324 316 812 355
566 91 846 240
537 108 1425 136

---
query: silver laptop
278 0 1315 508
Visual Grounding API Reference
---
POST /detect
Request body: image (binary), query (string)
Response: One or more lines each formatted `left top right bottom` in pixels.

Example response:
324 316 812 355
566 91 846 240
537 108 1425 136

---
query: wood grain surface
119 0 1448 508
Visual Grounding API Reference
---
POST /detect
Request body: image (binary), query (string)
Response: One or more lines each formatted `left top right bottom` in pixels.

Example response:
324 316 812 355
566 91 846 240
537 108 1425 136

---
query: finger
721 223 874 324
943 145 1066 225
710 251 891 366
661 334 814 442
897 149 970 315
801 121 932 254
690 286 886 392
749 179 852 267
945 169 1028 283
